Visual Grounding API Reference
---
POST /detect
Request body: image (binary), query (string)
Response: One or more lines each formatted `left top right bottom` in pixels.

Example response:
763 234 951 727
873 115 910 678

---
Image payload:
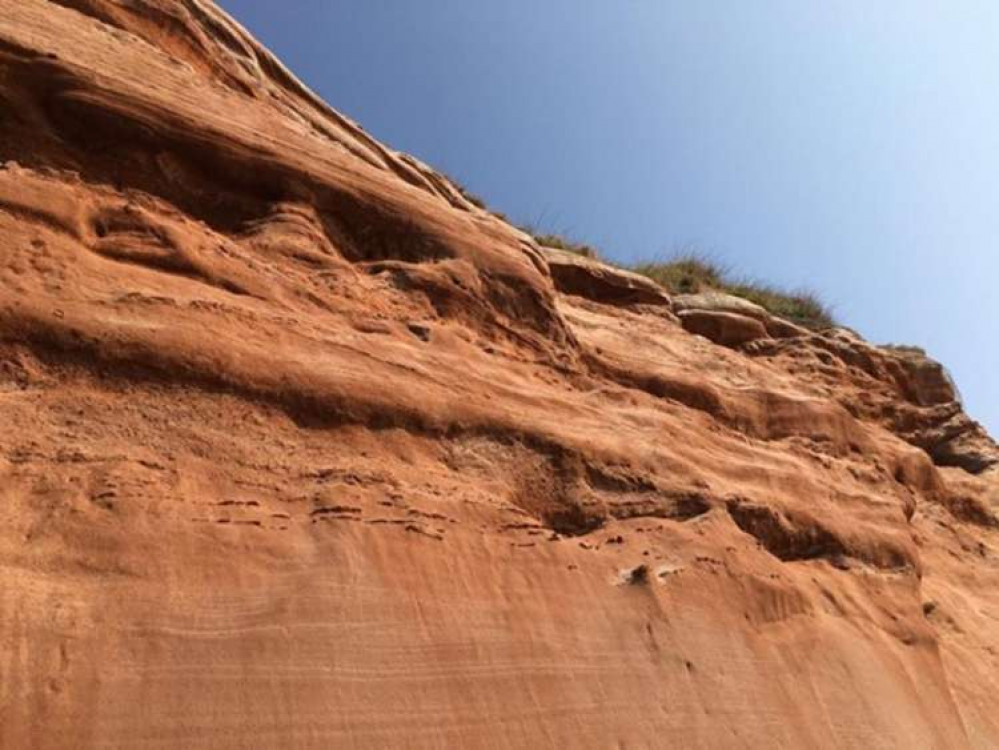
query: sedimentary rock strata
1 2 997 748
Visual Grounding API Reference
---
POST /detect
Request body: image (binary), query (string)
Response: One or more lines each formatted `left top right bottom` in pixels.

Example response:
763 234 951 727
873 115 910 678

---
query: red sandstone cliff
1 2 998 748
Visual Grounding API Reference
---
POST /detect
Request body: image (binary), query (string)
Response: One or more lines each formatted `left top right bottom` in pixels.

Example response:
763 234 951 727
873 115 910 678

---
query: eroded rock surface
1 2 998 749
542 245 674 308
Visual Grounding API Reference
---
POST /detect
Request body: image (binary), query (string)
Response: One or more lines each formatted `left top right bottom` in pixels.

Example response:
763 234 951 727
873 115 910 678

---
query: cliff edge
2 2 998 748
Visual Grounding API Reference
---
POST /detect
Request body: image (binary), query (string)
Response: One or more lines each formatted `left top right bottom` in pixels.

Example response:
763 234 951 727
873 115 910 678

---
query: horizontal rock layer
1 2 998 749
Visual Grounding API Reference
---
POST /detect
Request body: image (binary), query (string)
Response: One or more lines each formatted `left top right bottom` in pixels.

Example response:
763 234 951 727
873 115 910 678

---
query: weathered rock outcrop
1 2 998 749
542 245 674 308
674 290 811 341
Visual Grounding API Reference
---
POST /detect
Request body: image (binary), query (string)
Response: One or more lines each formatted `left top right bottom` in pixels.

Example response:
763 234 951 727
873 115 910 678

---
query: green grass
536 235 836 329
631 252 726 294
634 251 834 329
722 282 834 329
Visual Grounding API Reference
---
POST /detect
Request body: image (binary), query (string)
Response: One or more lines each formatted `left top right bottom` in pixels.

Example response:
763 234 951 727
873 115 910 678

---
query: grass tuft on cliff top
634 251 834 328
543 236 835 329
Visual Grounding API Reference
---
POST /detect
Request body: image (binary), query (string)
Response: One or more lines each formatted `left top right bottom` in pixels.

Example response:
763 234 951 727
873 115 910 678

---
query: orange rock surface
1 2 998 748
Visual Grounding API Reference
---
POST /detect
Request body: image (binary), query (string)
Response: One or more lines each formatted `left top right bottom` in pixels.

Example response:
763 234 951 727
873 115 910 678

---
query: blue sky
220 1 997 434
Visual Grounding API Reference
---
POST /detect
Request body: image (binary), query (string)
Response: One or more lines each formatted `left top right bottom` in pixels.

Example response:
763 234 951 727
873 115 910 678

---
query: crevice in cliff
937 493 999 529
726 499 847 563
725 497 916 571
583 352 729 422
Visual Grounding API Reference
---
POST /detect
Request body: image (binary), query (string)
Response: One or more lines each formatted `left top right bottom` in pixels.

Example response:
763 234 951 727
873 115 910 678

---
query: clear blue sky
220 1 997 434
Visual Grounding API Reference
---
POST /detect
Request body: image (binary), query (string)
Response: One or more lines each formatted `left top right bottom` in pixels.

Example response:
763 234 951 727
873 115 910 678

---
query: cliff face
1 2 998 748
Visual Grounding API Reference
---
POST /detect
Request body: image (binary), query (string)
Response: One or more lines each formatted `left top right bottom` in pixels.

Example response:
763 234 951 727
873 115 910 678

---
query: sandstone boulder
673 290 769 318
678 309 771 347
675 290 809 339
542 246 673 308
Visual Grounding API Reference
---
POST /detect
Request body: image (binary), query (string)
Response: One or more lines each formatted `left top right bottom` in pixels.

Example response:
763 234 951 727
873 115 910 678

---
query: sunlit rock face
1 2 998 748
